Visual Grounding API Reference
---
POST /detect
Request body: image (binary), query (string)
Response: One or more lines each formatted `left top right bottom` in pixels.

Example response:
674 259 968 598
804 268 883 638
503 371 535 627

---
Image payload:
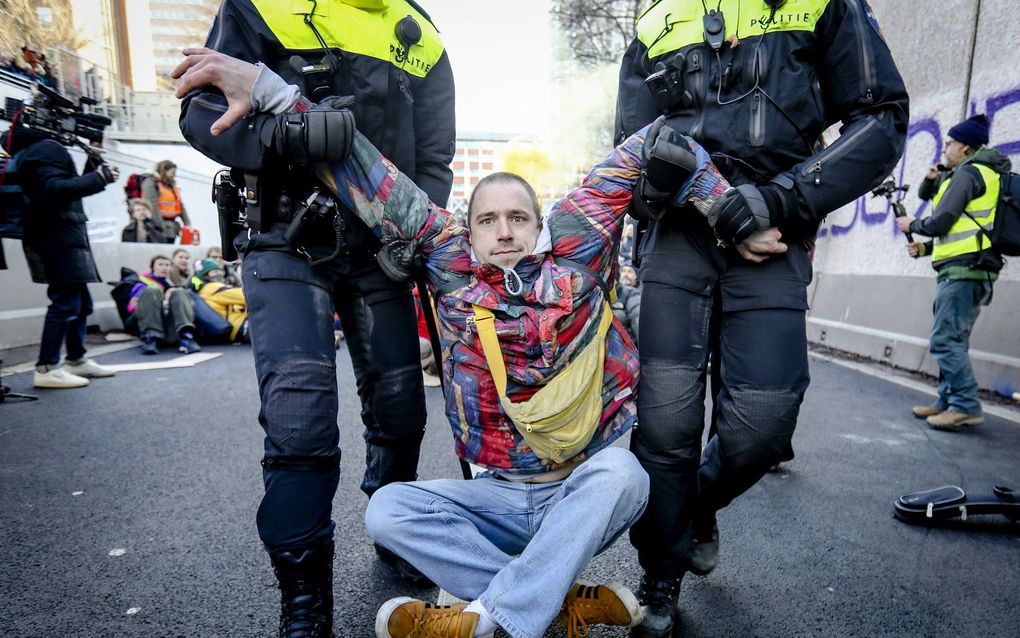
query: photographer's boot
269 537 335 638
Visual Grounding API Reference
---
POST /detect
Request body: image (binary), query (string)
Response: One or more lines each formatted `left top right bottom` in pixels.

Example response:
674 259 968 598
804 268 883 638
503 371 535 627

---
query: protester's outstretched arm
173 50 464 286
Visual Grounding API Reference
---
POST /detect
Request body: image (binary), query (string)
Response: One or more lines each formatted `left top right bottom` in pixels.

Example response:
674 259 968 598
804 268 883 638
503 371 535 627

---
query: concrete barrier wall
808 0 1020 396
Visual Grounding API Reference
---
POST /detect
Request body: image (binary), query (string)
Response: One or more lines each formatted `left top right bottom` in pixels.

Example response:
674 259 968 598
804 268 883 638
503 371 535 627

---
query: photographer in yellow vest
898 114 1009 430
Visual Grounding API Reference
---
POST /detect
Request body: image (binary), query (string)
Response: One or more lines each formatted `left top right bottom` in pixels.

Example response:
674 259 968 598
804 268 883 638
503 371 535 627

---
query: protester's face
207 249 224 264
165 166 177 180
172 251 190 271
130 204 150 221
620 265 637 287
152 258 171 278
207 269 225 282
468 182 541 269
943 138 970 169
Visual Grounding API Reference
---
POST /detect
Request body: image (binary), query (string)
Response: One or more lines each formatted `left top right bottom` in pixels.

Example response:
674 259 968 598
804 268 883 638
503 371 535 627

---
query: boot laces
279 578 329 637
638 575 681 607
561 602 592 638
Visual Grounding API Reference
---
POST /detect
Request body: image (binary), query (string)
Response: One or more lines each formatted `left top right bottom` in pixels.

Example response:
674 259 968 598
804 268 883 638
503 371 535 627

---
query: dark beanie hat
948 114 990 147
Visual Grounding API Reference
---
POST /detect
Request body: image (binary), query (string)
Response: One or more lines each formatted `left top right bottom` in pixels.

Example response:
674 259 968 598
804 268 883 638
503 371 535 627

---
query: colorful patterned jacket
327 125 717 476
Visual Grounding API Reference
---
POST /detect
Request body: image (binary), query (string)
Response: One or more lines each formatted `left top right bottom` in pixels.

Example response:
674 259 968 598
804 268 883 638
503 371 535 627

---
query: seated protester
169 248 193 287
172 50 745 638
206 245 243 287
612 263 641 346
192 258 249 342
128 254 201 355
121 198 167 243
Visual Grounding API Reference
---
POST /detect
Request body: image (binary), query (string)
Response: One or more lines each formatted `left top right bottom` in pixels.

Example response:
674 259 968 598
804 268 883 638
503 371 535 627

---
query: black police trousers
241 227 426 551
629 220 811 578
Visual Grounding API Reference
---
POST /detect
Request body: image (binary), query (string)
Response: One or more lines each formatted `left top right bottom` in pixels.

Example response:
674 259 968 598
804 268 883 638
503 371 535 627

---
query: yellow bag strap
472 305 508 396
472 298 614 399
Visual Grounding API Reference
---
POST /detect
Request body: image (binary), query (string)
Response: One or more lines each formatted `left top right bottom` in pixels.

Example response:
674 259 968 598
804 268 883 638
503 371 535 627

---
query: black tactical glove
376 237 423 283
96 163 119 184
275 96 356 166
706 184 773 246
634 116 699 219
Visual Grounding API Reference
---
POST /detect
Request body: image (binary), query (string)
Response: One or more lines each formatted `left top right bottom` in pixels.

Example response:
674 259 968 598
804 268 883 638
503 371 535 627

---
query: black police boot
630 572 683 638
374 542 434 588
269 537 335 638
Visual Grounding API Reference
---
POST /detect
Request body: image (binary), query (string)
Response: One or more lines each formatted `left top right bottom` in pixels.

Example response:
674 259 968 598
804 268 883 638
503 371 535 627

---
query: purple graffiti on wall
819 86 1020 239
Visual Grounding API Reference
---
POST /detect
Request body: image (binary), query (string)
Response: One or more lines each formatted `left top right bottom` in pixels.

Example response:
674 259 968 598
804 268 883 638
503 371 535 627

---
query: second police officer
616 1 908 636
177 1 454 636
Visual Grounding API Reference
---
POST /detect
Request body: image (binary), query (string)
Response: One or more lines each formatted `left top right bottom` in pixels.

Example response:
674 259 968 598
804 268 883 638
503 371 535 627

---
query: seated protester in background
121 198 167 243
168 247 192 287
612 262 641 346
174 50 740 638
205 245 243 287
128 254 201 355
143 160 190 243
192 258 249 342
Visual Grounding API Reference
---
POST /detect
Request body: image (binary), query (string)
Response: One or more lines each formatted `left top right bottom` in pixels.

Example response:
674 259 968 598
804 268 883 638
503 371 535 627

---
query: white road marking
71 491 83 496
108 548 126 557
810 352 1020 426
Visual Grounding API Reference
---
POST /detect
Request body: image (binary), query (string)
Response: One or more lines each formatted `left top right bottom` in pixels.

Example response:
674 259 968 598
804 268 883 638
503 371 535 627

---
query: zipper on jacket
687 49 706 140
845 0 875 104
749 90 765 146
800 116 879 185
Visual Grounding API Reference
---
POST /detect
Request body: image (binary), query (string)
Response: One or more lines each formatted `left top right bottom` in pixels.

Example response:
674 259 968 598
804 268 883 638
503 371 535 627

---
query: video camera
870 178 909 200
2 83 111 158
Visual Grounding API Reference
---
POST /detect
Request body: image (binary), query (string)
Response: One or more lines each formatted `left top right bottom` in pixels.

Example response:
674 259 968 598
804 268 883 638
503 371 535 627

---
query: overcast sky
424 0 554 137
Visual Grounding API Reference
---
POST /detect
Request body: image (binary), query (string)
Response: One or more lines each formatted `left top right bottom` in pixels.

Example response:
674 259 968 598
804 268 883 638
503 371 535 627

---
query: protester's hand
735 227 787 263
906 242 926 258
171 47 258 136
926 165 940 180
895 216 913 233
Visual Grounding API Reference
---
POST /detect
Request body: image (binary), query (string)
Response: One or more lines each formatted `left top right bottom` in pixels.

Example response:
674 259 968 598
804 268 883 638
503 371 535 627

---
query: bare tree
0 0 83 61
552 0 645 67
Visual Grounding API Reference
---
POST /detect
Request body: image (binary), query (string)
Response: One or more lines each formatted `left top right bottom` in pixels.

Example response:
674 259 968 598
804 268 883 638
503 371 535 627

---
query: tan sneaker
374 597 488 638
912 405 944 418
33 367 89 389
927 410 984 430
557 582 643 637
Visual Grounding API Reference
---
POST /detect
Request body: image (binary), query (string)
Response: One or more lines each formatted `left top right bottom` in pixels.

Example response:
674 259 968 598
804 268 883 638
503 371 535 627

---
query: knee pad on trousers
261 357 339 457
370 364 427 441
716 386 802 470
633 359 706 467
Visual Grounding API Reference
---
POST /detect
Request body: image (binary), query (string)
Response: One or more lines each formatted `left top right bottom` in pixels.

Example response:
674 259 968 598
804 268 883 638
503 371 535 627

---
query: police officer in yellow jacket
616 2 908 635
176 1 454 635
898 114 1008 431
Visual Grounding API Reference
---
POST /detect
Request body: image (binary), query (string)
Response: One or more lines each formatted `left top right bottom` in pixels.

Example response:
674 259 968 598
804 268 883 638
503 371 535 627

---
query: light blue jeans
365 446 649 638
930 278 992 414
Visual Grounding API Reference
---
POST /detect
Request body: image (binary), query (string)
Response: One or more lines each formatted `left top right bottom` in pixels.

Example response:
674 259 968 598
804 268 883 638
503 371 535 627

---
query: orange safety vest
156 180 183 220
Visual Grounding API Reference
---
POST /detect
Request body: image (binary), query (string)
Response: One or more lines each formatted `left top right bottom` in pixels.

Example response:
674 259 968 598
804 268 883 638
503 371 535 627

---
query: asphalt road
1 342 1017 637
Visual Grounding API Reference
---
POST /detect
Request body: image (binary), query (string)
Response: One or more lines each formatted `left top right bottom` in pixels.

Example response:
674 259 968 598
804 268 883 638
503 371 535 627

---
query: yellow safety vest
931 163 1000 265
251 0 445 78
637 0 831 58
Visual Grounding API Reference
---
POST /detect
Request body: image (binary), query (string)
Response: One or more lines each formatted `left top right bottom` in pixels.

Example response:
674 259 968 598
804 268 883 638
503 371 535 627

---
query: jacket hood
969 147 1012 173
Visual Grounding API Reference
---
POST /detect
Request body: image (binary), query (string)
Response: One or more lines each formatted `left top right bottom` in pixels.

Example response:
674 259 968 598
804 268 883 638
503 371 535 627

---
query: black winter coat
10 137 107 284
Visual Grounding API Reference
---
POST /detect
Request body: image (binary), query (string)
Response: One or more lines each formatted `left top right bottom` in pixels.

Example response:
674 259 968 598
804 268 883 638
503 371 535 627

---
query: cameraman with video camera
1 86 120 389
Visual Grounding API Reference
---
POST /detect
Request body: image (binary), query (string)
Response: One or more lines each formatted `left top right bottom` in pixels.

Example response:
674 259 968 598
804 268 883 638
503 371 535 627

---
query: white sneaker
33 368 90 389
63 358 116 378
